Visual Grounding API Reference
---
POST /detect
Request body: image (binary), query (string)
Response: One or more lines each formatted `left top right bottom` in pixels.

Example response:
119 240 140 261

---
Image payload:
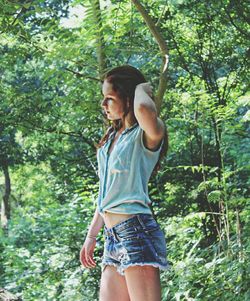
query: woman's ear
126 98 130 109
123 98 130 116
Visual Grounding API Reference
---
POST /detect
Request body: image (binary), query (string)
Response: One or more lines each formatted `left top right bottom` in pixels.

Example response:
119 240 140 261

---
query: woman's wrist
86 235 97 240
135 82 153 97
86 229 97 240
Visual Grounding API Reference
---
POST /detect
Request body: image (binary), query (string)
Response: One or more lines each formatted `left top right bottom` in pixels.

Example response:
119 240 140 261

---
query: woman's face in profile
101 80 125 120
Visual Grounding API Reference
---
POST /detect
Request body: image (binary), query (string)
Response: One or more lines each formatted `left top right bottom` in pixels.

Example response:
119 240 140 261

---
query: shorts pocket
148 229 167 262
116 226 140 241
141 216 161 233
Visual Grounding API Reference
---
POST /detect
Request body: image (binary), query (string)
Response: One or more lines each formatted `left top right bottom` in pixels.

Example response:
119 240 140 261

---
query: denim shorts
101 213 170 276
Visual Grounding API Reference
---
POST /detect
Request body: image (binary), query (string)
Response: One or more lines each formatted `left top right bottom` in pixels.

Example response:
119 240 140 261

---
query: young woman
80 65 169 301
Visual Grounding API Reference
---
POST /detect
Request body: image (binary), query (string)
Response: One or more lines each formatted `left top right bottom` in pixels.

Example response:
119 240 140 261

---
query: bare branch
65 68 100 82
13 120 97 151
131 0 169 113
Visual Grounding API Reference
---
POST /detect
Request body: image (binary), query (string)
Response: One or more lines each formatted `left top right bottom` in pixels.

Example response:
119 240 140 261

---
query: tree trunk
91 0 107 80
1 163 11 229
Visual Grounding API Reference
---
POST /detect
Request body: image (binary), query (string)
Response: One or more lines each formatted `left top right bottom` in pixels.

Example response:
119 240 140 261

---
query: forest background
0 0 249 300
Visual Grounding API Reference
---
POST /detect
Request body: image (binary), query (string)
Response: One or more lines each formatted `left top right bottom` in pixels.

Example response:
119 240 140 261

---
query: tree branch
65 68 100 82
131 0 169 113
13 120 97 151
225 7 250 39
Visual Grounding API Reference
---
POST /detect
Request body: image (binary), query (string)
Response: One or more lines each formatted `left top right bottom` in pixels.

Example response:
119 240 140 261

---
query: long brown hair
97 65 168 173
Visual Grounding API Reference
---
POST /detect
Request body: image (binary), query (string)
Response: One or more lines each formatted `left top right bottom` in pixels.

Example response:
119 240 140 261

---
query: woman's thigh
124 265 161 301
99 265 130 301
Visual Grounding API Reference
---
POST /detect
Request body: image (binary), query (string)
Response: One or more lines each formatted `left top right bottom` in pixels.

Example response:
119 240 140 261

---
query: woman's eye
101 97 113 105
105 98 114 104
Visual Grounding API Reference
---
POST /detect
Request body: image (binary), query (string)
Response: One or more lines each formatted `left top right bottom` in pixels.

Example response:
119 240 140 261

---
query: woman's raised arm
134 83 165 150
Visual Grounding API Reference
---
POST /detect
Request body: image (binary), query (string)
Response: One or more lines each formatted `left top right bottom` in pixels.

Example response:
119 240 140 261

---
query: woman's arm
134 83 165 150
80 208 104 268
87 207 104 238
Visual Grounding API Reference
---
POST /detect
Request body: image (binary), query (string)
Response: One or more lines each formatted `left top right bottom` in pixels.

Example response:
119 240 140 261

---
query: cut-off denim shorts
101 213 170 276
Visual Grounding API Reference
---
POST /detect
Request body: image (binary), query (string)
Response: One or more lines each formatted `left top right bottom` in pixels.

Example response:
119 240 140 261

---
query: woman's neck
121 114 137 131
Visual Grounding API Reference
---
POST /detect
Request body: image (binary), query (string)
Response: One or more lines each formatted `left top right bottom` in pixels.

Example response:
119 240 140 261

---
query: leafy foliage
0 0 249 300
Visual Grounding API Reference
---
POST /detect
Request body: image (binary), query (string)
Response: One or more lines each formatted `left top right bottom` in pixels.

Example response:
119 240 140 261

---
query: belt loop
137 214 148 233
111 228 120 242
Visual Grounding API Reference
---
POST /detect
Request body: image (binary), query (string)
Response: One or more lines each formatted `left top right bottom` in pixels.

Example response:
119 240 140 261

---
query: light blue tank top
96 123 163 217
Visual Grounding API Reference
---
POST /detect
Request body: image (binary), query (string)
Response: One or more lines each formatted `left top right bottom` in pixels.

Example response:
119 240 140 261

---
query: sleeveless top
96 123 163 217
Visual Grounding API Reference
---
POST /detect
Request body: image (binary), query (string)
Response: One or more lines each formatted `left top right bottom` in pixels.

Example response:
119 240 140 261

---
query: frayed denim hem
101 262 119 273
119 262 171 276
102 262 170 276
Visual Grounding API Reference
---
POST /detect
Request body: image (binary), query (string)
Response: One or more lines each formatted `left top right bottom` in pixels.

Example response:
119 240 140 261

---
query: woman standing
80 65 169 301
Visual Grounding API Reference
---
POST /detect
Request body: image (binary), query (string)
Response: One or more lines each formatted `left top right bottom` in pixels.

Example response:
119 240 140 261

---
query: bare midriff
103 211 135 229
